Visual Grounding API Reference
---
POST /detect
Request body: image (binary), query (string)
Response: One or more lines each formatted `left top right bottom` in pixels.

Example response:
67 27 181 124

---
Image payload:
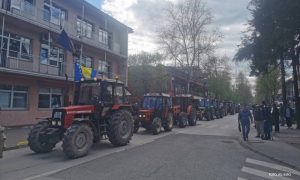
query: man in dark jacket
285 104 293 128
262 101 272 140
272 103 280 132
238 105 253 141
253 105 264 138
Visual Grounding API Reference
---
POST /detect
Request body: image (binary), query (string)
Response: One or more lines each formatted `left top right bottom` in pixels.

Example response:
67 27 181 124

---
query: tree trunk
280 56 287 111
291 52 300 129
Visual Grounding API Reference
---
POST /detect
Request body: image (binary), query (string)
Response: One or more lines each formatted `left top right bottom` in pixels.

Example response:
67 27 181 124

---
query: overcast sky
86 0 250 57
86 0 255 87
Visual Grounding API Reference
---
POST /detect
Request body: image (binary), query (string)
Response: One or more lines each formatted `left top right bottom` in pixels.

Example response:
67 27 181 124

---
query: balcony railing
0 51 74 79
0 1 125 57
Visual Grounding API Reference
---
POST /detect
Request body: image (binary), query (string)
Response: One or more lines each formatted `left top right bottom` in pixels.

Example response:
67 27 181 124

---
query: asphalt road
1 115 300 180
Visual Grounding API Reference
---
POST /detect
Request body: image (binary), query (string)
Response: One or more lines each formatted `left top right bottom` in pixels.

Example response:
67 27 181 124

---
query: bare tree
158 0 220 93
202 55 231 78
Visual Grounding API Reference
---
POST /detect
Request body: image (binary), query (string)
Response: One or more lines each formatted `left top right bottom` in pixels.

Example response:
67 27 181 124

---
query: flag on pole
74 63 97 82
57 29 73 52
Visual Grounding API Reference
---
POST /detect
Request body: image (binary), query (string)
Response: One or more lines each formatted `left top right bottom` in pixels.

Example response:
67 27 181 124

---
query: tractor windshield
142 96 162 109
199 99 205 107
78 82 101 104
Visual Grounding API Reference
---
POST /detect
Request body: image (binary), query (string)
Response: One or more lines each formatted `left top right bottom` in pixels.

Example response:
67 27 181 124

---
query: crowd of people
238 101 294 141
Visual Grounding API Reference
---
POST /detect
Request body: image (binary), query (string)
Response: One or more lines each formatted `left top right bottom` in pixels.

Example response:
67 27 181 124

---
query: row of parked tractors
27 77 239 159
133 93 240 135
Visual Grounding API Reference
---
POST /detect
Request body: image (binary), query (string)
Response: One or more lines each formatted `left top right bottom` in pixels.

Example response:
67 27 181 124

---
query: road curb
239 137 300 171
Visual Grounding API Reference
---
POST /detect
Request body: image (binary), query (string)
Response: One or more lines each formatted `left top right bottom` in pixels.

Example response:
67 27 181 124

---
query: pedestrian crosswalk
238 158 300 180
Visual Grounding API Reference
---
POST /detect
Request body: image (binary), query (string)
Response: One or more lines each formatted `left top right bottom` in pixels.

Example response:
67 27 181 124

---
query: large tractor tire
178 112 188 128
163 113 173 132
62 123 93 158
28 121 56 153
188 108 197 126
108 110 134 146
152 117 162 135
204 112 211 121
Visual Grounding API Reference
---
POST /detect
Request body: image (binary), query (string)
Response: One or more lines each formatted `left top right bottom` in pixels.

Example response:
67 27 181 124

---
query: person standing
272 103 280 132
253 105 264 138
262 101 272 140
285 104 293 129
238 105 253 141
279 103 285 126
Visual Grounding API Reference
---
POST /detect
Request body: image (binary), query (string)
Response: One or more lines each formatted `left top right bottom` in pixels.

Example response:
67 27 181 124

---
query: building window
38 88 62 108
43 0 67 27
0 84 28 109
98 29 108 45
0 31 32 60
74 55 93 68
40 44 64 67
98 60 108 74
9 0 35 15
77 18 93 38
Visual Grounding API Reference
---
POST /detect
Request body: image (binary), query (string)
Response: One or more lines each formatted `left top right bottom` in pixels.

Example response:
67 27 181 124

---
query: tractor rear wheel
108 110 134 146
188 108 197 126
152 117 162 135
62 123 93 159
28 121 56 153
178 112 188 128
163 113 173 131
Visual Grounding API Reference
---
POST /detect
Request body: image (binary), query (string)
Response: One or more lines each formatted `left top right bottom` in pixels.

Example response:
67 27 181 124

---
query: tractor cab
134 93 173 135
199 98 213 121
192 96 204 121
76 78 130 106
28 77 134 159
172 94 197 127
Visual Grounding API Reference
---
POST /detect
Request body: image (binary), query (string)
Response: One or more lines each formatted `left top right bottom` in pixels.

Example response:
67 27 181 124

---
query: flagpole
0 16 5 66
80 0 85 65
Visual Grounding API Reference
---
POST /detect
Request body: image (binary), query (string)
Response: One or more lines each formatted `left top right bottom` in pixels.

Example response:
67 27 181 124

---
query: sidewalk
274 124 300 150
3 126 31 150
239 124 300 170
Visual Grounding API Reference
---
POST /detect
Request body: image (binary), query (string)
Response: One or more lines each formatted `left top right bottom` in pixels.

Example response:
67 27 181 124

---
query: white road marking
241 166 293 180
246 158 300 176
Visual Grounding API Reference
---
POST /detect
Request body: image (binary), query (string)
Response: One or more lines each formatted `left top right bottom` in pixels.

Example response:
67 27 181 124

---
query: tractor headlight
143 115 146 118
139 115 142 118
57 121 62 126
51 120 56 126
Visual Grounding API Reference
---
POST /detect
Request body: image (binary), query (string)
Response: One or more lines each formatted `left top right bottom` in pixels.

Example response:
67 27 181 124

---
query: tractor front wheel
62 123 93 158
178 112 188 128
188 108 197 126
163 113 173 132
152 117 162 135
28 121 56 153
108 110 134 146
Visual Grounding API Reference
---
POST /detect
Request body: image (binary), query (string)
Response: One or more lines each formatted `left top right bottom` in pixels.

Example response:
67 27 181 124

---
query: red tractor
133 93 174 135
172 94 198 128
27 78 134 158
